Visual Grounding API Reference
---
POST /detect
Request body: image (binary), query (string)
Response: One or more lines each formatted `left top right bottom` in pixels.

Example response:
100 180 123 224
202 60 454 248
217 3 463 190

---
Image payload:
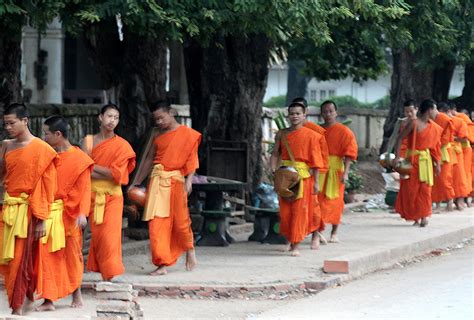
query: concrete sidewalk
82 206 474 298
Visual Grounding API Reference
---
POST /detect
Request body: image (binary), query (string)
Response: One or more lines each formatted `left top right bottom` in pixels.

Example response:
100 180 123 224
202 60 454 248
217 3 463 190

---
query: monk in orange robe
303 120 328 249
454 110 474 205
270 101 325 256
431 103 455 211
292 97 329 248
82 104 136 280
318 100 358 243
400 101 418 158
35 116 93 311
0 103 57 315
446 106 470 210
394 99 441 227
133 100 200 275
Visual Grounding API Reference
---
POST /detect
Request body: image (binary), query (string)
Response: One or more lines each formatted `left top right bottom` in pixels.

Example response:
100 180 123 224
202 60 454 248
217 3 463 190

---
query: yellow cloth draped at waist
440 143 451 163
318 156 344 200
41 199 66 252
92 179 122 225
281 160 311 200
1 192 29 264
453 141 463 154
406 149 434 186
461 140 471 148
142 164 185 221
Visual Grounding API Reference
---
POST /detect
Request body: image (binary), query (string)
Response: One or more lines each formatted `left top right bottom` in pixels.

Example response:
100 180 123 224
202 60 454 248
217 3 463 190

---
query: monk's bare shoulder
1 139 13 153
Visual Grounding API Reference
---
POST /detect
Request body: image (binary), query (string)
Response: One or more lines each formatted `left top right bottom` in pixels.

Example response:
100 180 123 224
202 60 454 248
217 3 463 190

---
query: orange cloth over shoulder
278 127 325 243
395 121 441 221
148 125 201 267
0 138 57 310
319 123 358 225
86 135 136 280
451 116 470 198
431 112 455 202
39 147 93 301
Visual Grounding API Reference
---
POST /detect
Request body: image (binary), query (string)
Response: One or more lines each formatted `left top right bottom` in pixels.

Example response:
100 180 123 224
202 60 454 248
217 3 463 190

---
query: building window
310 90 317 101
320 90 326 100
328 89 335 97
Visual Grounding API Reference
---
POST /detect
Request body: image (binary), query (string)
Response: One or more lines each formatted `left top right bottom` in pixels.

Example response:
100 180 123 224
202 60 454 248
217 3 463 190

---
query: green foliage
264 95 286 108
310 95 390 109
345 165 364 192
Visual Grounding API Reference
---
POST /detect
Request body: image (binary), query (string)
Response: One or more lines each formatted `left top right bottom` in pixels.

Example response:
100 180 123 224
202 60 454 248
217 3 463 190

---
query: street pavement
0 203 473 318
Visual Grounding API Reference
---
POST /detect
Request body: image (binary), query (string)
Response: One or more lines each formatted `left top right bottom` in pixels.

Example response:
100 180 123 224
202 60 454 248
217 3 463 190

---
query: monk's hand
435 163 441 177
34 220 46 240
341 172 349 184
185 178 193 195
77 215 87 229
312 183 319 195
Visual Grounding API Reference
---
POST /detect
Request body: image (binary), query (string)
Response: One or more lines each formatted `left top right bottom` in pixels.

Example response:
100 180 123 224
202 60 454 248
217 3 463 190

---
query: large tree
0 1 63 107
381 0 473 151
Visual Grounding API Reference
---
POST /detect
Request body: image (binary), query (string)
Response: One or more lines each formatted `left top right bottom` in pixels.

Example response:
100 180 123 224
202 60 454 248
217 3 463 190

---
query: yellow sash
319 156 344 200
41 199 66 252
453 141 463 154
440 143 451 163
142 164 185 221
92 179 122 225
1 193 29 264
407 149 434 186
461 140 471 148
281 160 311 200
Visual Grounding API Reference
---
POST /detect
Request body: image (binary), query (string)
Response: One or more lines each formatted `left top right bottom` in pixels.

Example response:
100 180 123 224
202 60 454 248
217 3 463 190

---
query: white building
264 63 465 104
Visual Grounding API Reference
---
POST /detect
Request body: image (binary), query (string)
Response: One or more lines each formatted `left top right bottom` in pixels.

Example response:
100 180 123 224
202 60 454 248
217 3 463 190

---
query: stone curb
81 225 473 300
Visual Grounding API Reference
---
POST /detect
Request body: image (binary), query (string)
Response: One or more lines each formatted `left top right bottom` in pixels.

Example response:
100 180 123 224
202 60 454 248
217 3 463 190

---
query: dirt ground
354 160 386 194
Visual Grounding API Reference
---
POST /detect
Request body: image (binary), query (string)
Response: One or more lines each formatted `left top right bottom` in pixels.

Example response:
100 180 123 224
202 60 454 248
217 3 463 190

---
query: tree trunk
83 21 167 148
183 33 271 187
0 19 22 108
454 61 474 111
381 48 443 152
286 60 310 105
432 59 456 102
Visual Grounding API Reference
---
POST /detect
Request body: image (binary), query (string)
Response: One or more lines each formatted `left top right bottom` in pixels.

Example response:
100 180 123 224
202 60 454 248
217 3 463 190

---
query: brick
323 260 349 273
96 312 131 319
95 282 133 292
271 284 291 292
197 291 214 297
97 301 134 314
96 291 135 301
179 286 202 291
160 290 180 297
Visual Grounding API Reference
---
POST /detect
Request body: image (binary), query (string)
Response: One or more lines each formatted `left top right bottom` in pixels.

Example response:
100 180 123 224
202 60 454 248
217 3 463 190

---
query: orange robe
319 123 358 225
39 147 93 301
304 121 329 233
148 125 201 267
455 113 474 196
395 121 441 221
278 127 325 243
0 138 56 310
451 117 470 198
86 136 136 280
431 112 455 202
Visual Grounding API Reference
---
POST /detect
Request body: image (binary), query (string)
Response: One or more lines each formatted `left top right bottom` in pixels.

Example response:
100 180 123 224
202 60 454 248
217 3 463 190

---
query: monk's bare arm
394 119 414 159
270 131 282 172
133 143 156 187
92 165 114 180
342 158 352 183
185 172 195 195
311 168 319 193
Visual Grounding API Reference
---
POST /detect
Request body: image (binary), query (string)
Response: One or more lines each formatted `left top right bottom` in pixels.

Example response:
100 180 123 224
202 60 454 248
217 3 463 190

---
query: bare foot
466 198 471 208
413 220 420 226
310 234 320 250
186 249 197 271
455 198 464 211
12 308 22 315
318 232 328 245
71 289 83 308
149 266 168 276
290 243 300 256
35 300 55 312
329 234 339 243
420 218 428 227
446 200 454 212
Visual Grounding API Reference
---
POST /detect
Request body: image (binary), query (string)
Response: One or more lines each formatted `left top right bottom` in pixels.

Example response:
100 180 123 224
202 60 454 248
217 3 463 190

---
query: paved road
1 244 472 319
253 244 474 320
